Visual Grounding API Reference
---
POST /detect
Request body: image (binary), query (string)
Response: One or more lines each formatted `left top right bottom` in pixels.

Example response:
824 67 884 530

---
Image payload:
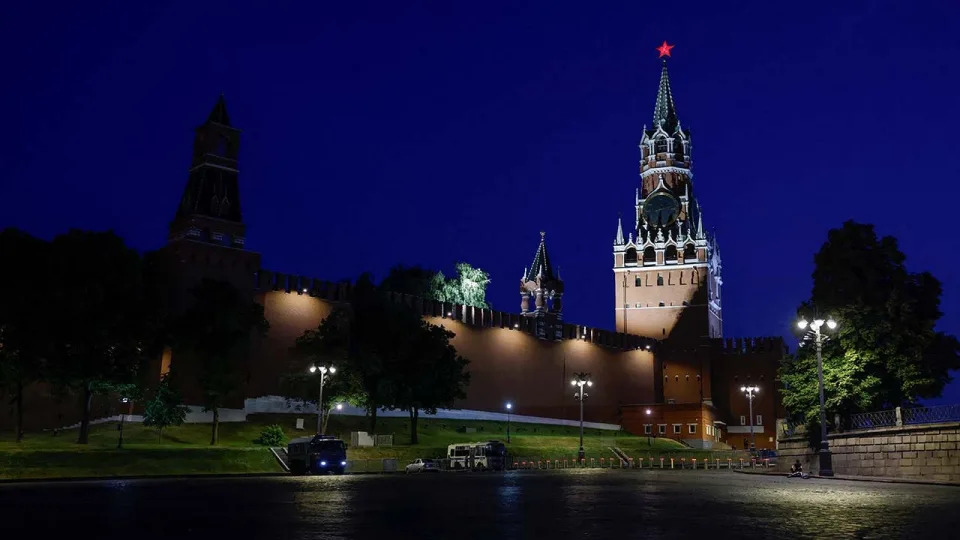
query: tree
390 321 470 444
0 229 51 442
780 221 960 446
172 279 269 445
294 276 399 433
46 230 148 444
143 375 188 443
280 365 354 434
381 262 491 308
439 263 491 308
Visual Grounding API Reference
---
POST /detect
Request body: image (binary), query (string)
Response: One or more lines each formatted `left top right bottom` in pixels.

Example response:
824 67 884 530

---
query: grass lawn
0 414 740 479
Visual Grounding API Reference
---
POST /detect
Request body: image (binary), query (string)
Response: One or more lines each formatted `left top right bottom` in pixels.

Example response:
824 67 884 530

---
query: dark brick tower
166 96 260 294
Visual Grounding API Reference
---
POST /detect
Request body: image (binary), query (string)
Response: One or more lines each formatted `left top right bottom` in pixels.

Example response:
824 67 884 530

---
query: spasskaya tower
613 44 722 341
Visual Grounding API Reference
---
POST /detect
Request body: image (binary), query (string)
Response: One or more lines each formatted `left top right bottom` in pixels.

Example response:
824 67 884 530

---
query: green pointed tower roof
652 60 679 133
525 231 556 282
207 94 232 126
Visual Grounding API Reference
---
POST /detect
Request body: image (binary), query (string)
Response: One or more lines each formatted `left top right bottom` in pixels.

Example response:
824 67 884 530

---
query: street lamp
117 397 130 449
645 408 653 445
740 386 759 452
309 364 336 434
572 372 593 461
505 402 513 443
797 316 838 476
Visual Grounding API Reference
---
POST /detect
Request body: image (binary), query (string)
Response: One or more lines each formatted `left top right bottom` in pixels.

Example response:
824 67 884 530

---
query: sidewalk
735 467 959 487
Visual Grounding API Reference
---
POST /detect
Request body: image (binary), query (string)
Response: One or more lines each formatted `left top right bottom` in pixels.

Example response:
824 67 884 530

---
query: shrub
255 424 286 446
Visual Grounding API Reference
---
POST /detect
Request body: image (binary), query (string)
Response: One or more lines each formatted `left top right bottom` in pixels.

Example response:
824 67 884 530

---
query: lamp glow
826 319 837 330
797 319 808 330
309 366 317 373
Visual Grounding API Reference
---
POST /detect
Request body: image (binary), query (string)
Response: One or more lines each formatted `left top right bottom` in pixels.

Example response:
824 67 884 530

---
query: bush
255 425 286 446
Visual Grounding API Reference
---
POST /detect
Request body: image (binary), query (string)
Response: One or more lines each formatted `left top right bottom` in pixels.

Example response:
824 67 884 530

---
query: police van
287 434 348 475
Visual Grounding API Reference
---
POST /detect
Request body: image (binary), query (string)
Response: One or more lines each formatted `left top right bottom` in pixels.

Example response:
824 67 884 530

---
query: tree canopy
292 272 471 435
142 374 189 443
172 278 269 445
780 221 960 445
0 229 52 442
45 230 153 443
381 262 491 308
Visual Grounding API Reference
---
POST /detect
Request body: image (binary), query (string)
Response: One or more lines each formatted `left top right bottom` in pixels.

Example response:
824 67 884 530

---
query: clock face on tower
643 192 680 228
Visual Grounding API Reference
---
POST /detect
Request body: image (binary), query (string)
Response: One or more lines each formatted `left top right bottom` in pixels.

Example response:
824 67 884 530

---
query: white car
405 458 440 473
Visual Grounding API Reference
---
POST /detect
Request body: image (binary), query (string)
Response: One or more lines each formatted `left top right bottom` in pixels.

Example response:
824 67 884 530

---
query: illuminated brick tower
613 48 722 341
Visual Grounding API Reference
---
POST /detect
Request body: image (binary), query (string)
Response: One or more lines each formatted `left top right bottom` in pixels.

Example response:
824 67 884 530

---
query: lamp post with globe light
505 402 512 443
309 364 336 434
740 386 759 452
571 373 593 461
797 316 838 476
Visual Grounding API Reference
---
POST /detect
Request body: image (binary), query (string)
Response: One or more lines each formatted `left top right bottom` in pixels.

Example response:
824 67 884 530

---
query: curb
0 472 290 486
733 468 960 487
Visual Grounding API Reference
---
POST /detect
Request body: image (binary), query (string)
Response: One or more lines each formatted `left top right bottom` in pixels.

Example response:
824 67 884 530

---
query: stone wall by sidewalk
777 422 960 483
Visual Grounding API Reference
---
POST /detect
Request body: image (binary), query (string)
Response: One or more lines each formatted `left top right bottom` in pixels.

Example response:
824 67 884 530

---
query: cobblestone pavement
3 469 958 539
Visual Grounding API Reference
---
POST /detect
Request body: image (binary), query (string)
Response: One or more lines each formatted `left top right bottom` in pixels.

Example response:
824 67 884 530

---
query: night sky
2 1 958 402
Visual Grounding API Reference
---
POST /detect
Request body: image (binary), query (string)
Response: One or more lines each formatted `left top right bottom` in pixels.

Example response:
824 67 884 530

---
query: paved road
3 470 958 539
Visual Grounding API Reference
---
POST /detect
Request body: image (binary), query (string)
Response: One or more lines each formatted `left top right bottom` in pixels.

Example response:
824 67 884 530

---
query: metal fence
849 409 897 429
903 404 960 425
849 404 960 430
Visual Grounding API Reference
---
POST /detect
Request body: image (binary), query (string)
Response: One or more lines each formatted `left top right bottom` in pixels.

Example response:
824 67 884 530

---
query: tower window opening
655 137 668 154
683 243 696 261
665 245 678 263
656 274 664 286
625 248 638 265
643 247 656 264
635 275 642 287
658 302 665 307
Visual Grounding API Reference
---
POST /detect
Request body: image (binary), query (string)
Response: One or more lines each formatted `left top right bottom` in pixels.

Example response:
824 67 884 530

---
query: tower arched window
655 137 668 155
625 248 638 265
643 247 656 264
674 138 685 161
665 245 678 263
210 195 220 216
683 244 696 261
656 274 664 286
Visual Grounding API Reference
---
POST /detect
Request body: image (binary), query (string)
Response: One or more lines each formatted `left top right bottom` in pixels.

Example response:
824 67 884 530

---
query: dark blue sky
2 1 958 402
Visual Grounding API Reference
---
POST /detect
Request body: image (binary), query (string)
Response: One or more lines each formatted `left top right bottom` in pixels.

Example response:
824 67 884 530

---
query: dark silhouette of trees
171 278 268 445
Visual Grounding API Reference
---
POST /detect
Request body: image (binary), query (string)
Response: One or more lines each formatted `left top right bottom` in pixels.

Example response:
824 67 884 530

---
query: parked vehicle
447 441 507 471
287 435 348 475
405 458 440 473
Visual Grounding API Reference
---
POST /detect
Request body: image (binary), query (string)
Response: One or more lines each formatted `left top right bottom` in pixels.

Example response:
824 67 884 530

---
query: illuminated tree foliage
780 221 960 446
381 263 491 308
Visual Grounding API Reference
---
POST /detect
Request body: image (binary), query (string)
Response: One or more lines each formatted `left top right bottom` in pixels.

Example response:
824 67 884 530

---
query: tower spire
652 59 679 132
615 215 625 245
526 231 555 282
207 94 231 126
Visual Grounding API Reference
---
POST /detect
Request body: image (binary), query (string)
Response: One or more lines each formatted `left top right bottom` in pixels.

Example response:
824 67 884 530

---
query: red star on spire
656 40 674 58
